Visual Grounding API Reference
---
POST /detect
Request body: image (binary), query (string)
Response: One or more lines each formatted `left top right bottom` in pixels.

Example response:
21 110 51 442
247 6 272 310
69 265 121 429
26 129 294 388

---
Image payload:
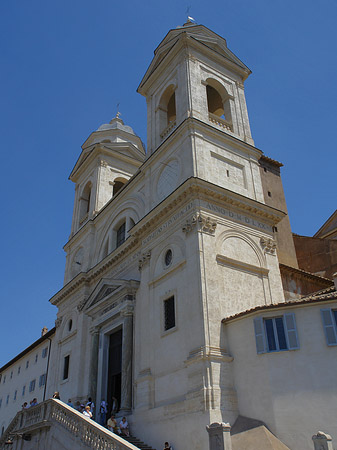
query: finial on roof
116 102 121 119
183 6 196 25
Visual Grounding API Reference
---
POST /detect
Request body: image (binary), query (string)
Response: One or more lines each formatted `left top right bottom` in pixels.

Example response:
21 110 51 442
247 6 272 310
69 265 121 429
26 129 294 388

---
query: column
206 422 232 450
88 326 100 419
119 306 133 414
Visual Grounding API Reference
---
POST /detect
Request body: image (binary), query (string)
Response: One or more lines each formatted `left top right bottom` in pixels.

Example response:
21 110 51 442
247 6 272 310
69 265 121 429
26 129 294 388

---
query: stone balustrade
0 399 139 450
160 120 176 139
208 113 233 132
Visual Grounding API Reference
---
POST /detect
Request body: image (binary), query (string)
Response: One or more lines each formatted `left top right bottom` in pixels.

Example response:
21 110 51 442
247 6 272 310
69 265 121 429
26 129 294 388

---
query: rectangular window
6 395 9 405
26 361 29 369
321 309 337 345
63 355 70 380
18 366 21 375
29 379 36 392
35 354 38 363
10 371 13 379
14 390 17 401
39 373 46 387
42 347 48 358
0 398 2 409
3 375 6 384
164 296 176 331
22 385 26 396
254 313 299 354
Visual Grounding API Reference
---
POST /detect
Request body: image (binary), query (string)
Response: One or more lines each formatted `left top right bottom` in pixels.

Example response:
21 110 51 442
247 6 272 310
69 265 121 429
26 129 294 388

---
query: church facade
2 21 337 450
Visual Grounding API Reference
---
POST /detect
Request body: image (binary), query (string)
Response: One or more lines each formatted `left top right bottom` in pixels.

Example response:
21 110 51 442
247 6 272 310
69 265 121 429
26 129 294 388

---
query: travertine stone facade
46 22 288 450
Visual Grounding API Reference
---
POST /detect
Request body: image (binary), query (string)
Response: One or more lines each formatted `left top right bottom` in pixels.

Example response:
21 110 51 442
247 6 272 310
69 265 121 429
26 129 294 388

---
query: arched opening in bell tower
206 79 233 131
159 84 177 139
113 177 128 196
79 181 92 223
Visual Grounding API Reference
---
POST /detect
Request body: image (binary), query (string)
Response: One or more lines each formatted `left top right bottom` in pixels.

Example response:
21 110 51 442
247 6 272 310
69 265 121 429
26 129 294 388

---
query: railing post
312 431 333 450
206 422 232 450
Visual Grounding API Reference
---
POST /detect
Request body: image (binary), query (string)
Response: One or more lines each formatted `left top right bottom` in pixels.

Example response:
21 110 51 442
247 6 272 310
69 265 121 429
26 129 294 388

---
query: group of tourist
21 398 38 410
22 393 172 448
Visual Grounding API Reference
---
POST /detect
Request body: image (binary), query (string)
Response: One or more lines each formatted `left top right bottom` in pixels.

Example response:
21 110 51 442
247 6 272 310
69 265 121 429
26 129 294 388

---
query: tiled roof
259 154 283 167
222 286 337 323
280 263 333 283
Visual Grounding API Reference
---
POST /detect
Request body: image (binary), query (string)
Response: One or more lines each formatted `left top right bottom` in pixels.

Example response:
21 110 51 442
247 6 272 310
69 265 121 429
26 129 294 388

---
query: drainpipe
43 337 52 401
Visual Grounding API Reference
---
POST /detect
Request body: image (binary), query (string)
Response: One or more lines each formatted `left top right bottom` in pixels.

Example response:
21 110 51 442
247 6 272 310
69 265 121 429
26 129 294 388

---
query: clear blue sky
1 0 336 366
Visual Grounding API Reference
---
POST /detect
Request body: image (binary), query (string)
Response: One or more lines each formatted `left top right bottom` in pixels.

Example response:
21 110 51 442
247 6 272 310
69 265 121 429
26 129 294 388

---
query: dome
96 115 136 136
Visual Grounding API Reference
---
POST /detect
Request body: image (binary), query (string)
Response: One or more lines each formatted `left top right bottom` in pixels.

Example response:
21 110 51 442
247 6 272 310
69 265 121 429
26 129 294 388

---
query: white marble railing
160 120 177 139
0 399 139 450
208 113 233 132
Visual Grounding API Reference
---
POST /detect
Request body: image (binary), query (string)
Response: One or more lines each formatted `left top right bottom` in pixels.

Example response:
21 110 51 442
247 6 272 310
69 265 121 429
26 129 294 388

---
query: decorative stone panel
182 214 217 235
260 237 277 254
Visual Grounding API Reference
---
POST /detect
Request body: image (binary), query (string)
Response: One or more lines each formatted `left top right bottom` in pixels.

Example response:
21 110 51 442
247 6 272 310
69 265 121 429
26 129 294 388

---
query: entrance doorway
107 329 122 417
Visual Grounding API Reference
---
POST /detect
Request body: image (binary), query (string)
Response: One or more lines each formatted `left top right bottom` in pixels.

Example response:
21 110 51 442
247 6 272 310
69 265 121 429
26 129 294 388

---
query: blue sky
1 0 336 366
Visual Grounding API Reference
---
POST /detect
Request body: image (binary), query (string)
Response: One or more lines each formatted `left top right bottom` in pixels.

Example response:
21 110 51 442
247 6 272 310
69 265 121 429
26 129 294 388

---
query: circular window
68 319 73 332
164 249 173 267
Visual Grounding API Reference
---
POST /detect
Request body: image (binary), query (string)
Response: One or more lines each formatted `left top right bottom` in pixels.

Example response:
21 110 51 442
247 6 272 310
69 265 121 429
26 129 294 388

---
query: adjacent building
0 328 54 434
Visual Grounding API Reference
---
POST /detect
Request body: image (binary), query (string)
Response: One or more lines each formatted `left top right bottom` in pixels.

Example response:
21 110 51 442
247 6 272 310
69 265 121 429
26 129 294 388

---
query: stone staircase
0 398 154 450
123 435 157 450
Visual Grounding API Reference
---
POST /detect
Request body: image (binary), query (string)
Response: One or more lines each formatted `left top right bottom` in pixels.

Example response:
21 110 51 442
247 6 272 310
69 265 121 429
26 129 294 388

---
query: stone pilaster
119 305 134 414
206 423 232 450
88 326 100 419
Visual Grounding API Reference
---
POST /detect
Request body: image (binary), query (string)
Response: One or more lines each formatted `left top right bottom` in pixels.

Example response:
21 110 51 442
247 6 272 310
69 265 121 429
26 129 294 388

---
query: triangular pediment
139 24 250 92
69 141 144 181
83 278 140 317
314 209 337 239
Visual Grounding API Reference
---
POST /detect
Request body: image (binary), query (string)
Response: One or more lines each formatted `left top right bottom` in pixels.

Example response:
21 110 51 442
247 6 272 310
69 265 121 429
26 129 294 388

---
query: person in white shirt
83 405 92 419
119 417 130 436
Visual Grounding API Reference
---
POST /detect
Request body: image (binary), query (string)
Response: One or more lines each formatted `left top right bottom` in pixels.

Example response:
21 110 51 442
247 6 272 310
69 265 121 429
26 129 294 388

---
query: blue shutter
254 317 266 354
321 309 337 346
284 313 299 350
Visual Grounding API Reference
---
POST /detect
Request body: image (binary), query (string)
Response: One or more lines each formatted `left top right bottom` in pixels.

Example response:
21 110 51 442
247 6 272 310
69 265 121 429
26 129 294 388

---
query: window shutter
284 313 299 350
321 309 337 346
254 317 266 354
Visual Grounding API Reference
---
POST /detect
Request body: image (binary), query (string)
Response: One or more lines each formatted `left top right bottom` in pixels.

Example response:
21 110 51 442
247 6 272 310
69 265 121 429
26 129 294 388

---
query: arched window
207 85 225 117
159 85 177 139
116 222 126 248
113 177 128 196
206 79 233 131
79 182 92 223
167 92 176 124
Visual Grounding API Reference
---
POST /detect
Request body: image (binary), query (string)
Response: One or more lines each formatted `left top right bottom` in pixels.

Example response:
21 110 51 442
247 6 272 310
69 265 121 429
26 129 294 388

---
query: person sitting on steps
119 417 130 437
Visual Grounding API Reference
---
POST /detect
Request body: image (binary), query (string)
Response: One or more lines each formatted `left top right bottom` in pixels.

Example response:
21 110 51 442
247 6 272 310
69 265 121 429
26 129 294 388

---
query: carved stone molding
138 250 151 270
236 80 244 89
183 214 217 235
260 237 277 255
100 159 108 167
89 325 100 336
55 317 63 328
120 304 134 317
77 298 87 312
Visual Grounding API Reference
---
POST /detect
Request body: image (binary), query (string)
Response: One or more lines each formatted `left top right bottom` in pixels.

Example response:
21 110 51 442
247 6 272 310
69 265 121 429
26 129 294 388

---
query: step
123 435 156 450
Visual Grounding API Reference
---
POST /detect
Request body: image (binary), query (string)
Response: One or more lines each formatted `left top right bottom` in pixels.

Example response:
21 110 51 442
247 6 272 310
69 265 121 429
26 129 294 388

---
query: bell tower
138 21 254 154
64 115 145 284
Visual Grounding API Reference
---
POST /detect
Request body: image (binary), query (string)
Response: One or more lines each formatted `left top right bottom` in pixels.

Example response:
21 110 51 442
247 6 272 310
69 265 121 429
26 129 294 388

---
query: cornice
139 31 250 95
53 177 285 306
142 116 263 173
70 143 144 182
